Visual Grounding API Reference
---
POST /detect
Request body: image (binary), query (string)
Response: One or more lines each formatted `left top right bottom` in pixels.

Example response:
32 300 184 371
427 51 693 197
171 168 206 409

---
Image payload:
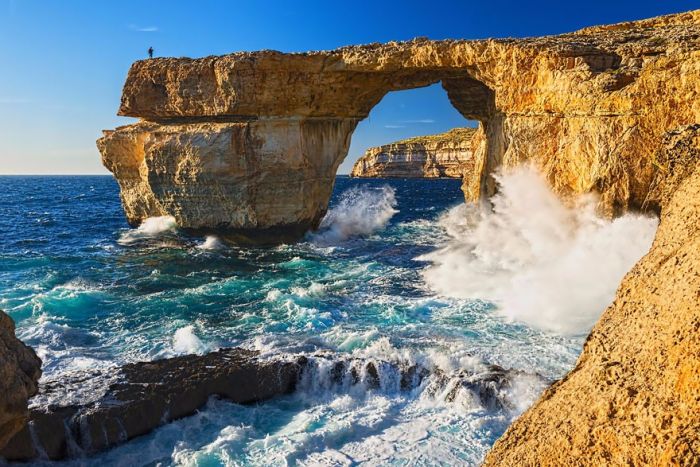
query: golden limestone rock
98 13 699 462
99 10 699 241
484 125 700 466
0 311 41 450
350 128 477 178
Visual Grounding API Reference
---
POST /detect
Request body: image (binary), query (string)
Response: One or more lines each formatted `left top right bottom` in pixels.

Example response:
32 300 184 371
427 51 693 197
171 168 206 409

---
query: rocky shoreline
350 127 477 178
0 312 540 462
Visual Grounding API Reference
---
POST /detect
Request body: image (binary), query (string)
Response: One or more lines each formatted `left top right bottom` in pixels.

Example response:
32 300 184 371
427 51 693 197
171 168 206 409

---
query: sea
0 172 658 466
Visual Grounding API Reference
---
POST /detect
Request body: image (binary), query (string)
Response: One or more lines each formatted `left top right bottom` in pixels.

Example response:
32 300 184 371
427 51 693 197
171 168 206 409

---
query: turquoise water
0 175 585 466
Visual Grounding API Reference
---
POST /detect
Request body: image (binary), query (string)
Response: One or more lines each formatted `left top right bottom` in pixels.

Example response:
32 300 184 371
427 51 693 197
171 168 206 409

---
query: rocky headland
0 8 689 465
350 127 477 178
95 9 700 463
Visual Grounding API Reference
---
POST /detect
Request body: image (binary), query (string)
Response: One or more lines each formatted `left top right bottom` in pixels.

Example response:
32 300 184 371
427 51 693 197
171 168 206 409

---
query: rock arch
99 12 699 241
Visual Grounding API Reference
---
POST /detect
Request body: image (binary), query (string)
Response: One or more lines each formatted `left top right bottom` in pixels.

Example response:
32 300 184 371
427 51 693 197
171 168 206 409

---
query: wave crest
311 186 398 245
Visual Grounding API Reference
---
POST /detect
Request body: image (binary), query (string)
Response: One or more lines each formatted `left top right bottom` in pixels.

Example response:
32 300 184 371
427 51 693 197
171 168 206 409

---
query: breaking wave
420 166 658 335
311 186 397 244
118 216 178 245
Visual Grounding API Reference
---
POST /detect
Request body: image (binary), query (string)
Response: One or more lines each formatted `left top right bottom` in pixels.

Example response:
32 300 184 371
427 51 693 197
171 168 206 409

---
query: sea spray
420 166 658 335
311 185 397 244
173 325 208 355
118 215 178 245
196 235 225 250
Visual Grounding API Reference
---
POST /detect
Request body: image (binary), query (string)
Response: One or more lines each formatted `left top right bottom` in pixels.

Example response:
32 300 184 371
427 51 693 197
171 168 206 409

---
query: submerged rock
0 310 41 451
350 127 477 178
1 349 301 461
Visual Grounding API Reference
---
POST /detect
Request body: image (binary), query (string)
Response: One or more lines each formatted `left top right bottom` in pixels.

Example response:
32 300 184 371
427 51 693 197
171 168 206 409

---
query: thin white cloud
400 119 435 124
384 125 406 129
128 24 159 32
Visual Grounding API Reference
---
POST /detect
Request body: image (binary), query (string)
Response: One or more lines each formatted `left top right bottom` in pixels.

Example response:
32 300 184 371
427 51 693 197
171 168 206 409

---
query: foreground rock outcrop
99 10 700 240
1 348 535 461
350 127 477 178
484 125 700 466
1 348 300 461
0 311 41 451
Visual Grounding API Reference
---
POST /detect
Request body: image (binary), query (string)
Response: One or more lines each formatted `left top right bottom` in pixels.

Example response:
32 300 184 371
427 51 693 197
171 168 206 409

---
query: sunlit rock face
485 125 700 466
99 10 699 238
98 119 356 242
94 11 700 464
350 128 477 178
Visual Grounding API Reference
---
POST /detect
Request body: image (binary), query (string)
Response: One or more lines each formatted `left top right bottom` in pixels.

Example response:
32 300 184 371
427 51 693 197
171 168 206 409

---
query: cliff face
99 10 700 238
0 311 41 450
350 127 476 178
97 12 700 463
485 125 700 466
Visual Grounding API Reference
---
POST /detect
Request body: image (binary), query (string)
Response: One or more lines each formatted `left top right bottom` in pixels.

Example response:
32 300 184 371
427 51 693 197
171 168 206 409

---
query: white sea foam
420 166 658 335
197 235 225 250
118 216 178 245
172 325 208 355
311 186 398 244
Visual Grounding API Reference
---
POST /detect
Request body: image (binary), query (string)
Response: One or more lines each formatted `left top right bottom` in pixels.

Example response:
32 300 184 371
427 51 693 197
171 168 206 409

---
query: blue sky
0 1 697 174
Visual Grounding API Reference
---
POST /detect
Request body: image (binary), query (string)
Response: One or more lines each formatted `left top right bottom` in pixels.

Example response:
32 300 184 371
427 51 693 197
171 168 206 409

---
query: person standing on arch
148 46 154 59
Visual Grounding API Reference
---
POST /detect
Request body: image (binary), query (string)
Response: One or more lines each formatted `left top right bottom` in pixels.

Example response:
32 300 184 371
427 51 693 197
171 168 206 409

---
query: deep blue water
0 175 582 466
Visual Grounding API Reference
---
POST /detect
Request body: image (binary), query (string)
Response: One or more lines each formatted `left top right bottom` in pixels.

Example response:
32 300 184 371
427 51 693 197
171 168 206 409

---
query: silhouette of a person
148 47 154 59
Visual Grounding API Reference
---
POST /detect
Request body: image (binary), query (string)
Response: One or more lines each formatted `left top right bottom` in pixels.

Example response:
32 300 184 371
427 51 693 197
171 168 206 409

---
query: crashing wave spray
420 166 658 335
118 216 178 245
310 186 398 244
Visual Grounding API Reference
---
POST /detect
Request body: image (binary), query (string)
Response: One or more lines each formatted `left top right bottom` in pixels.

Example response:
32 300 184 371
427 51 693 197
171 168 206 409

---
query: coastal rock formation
0 310 41 451
1 348 537 461
1 348 300 461
99 9 700 239
484 125 700 466
350 127 477 178
96 10 700 463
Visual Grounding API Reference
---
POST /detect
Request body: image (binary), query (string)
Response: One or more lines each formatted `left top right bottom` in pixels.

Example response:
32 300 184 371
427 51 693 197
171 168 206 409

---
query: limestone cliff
484 125 700 466
350 127 476 178
98 12 700 463
99 9 700 238
0 310 41 451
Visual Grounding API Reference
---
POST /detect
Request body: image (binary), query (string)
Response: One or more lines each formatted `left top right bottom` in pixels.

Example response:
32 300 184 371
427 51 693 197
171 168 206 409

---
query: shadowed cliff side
484 125 700 466
0 311 42 450
350 127 477 178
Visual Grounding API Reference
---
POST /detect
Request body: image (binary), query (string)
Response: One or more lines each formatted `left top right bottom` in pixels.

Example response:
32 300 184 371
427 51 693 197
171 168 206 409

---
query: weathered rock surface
99 10 700 238
1 348 537 461
1 348 300 461
0 310 41 452
484 125 700 466
96 10 700 464
350 127 477 178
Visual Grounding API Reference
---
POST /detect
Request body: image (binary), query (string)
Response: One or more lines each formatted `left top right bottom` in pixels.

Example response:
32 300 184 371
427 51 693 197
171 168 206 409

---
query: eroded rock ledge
0 349 534 461
99 10 700 240
350 127 477 178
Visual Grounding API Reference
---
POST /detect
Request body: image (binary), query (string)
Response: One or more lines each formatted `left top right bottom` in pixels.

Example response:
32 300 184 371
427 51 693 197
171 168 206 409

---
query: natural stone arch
99 12 699 239
100 54 500 242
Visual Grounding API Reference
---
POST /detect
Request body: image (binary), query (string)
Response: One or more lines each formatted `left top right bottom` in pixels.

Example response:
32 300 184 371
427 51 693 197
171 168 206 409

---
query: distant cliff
350 128 476 178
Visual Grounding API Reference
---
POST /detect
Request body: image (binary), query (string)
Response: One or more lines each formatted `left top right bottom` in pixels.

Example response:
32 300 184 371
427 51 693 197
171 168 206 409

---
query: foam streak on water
0 174 639 466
